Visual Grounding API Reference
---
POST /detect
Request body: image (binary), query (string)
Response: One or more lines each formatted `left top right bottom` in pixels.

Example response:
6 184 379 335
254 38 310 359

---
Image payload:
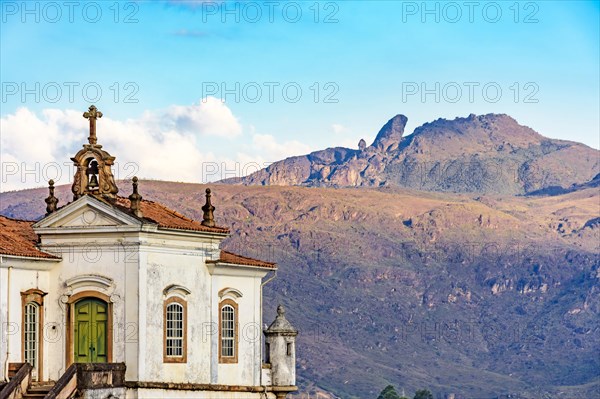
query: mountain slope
1 181 599 399
223 114 599 195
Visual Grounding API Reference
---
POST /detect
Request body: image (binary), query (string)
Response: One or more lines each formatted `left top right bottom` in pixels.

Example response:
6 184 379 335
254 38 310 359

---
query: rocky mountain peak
371 114 408 152
222 113 599 195
358 138 367 151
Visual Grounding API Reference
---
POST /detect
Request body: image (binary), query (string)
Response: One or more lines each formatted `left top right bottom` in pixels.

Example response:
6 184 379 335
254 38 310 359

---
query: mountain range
223 113 599 196
1 113 599 399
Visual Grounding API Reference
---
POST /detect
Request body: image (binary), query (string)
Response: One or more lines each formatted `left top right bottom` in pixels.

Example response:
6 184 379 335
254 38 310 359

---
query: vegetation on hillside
1 181 598 399
376 385 432 399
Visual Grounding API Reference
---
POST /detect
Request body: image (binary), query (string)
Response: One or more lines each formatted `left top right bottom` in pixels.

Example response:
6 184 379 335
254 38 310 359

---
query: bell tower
71 105 119 202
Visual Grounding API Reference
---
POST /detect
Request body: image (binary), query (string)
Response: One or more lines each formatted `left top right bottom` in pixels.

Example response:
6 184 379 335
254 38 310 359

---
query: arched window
21 289 45 381
221 305 234 356
163 297 187 363
166 303 183 355
24 303 39 367
219 299 238 363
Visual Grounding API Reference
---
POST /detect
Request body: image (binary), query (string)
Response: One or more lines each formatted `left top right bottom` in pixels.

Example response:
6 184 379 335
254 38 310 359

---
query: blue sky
1 1 599 190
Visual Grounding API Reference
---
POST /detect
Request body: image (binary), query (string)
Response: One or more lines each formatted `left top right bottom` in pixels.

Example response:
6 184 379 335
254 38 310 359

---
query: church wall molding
0 256 59 270
33 195 144 230
153 227 229 239
65 274 114 291
207 264 271 278
64 289 111 305
125 380 296 393
218 287 243 300
163 284 192 299
59 274 120 309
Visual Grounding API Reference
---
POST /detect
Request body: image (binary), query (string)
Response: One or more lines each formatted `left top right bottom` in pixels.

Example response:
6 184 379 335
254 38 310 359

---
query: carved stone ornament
128 176 143 218
71 105 119 202
45 179 59 215
201 188 215 227
109 293 122 303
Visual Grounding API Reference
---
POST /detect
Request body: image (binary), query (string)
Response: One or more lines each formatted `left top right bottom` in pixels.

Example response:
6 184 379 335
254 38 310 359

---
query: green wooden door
74 299 108 363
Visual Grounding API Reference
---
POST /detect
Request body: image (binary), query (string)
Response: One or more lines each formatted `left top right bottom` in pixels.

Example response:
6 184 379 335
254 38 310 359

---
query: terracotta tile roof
114 197 229 234
208 250 277 269
0 216 60 259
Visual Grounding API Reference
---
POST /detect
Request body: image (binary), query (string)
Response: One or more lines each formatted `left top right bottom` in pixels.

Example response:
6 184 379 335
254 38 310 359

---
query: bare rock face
358 139 366 151
223 113 600 195
371 114 408 152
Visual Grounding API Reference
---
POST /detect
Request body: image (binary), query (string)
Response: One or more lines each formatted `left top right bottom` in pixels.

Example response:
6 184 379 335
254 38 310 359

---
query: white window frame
163 297 187 363
219 299 238 363
221 305 235 357
24 302 39 369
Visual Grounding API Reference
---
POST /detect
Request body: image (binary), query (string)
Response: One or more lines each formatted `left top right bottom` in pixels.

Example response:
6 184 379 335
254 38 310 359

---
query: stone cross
83 105 103 145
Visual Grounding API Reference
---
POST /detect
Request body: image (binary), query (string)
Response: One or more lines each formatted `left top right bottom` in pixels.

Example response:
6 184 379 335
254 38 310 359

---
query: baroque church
0 106 298 399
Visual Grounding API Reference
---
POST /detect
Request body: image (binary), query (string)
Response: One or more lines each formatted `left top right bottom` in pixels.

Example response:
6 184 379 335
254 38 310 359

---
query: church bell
86 159 100 189
88 173 99 188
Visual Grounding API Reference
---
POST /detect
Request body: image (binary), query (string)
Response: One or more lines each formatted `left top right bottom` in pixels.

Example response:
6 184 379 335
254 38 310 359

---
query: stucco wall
0 258 52 381
40 233 137 381
0 266 5 380
127 388 276 399
211 271 265 386
81 387 127 399
1 198 271 388
139 236 215 383
138 234 268 386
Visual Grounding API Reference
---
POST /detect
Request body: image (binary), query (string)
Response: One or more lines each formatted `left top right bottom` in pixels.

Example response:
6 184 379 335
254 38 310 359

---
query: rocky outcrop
371 114 408 152
223 113 600 195
358 139 366 151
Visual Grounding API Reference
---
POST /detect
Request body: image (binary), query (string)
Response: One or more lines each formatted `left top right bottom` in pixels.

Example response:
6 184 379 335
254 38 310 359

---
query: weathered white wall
210 269 267 387
127 388 276 399
0 266 5 381
266 335 296 386
138 232 220 384
81 387 127 399
39 232 137 381
1 197 274 392
0 265 8 381
0 258 52 381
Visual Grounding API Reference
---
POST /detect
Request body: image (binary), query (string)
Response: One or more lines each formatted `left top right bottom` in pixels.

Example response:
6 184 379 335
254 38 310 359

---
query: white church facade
0 106 297 399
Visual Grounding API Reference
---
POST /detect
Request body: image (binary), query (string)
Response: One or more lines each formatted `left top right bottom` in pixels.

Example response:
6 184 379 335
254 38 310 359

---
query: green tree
377 385 401 399
413 389 434 399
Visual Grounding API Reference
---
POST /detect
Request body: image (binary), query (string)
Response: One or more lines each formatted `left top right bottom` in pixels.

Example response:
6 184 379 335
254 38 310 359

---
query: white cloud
158 97 242 138
0 98 242 191
0 99 321 192
0 108 84 164
331 123 346 134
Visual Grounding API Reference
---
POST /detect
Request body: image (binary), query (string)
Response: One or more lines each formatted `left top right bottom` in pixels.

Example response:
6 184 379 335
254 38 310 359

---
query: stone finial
201 188 215 227
266 304 298 334
128 177 143 218
83 105 103 145
45 179 59 215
